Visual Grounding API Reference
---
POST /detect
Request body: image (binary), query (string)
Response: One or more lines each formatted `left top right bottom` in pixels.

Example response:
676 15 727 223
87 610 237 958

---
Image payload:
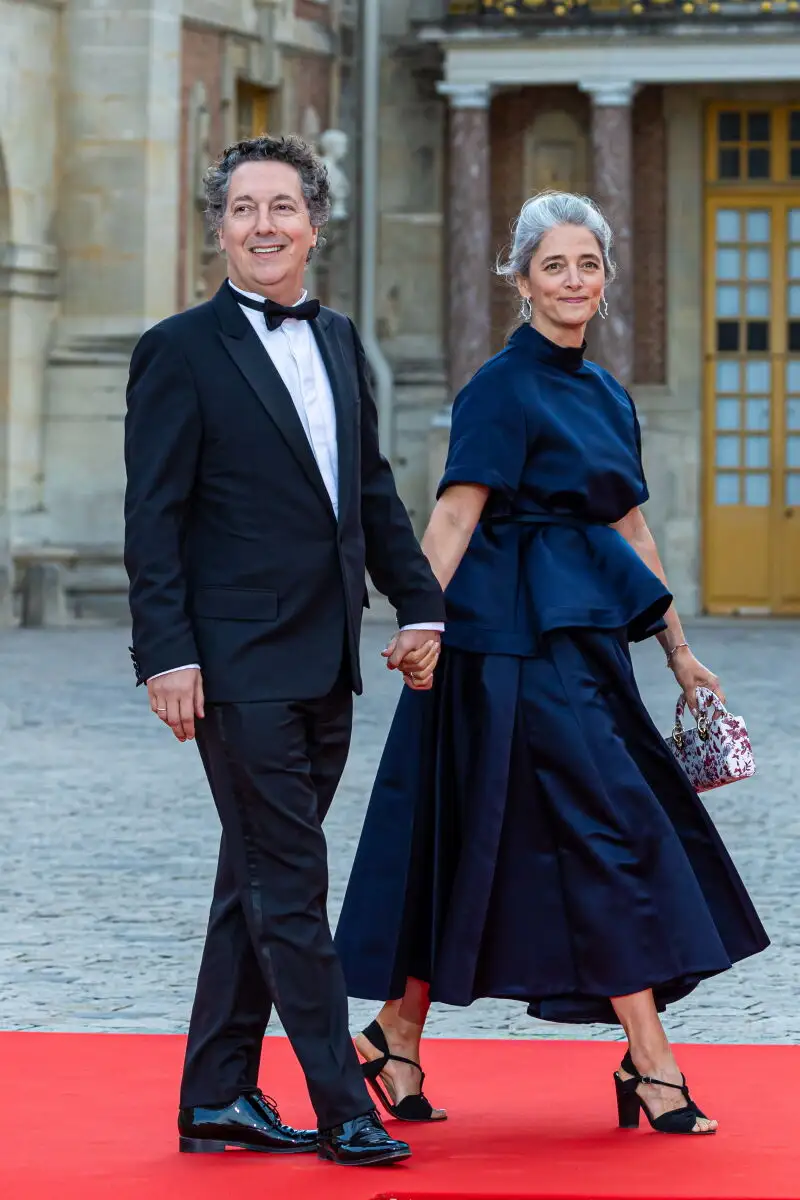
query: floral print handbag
667 686 756 792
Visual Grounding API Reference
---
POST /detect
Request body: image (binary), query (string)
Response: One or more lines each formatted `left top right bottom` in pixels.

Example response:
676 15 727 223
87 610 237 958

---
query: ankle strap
637 1073 686 1092
621 1051 688 1094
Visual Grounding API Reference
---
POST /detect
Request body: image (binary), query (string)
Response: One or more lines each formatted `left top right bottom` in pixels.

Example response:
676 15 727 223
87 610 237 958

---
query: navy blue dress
335 325 769 1024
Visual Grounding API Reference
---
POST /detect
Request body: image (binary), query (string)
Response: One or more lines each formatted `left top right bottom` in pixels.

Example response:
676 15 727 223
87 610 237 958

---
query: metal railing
447 0 798 19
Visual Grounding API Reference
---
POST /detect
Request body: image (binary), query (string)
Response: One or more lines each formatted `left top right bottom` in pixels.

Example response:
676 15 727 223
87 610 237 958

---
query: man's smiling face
219 160 318 304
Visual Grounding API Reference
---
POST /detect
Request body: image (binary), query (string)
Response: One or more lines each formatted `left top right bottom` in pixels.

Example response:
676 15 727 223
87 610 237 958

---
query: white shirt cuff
399 623 445 633
148 664 200 682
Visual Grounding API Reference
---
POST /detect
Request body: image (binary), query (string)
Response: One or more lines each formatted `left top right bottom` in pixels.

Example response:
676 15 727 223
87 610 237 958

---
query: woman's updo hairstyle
497 191 616 319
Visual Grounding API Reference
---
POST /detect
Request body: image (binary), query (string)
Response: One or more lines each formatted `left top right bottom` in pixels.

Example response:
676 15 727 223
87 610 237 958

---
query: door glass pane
716 398 739 430
719 112 742 141
716 209 740 241
746 360 770 392
717 361 740 391
716 286 740 317
747 148 770 180
717 322 740 352
746 248 770 279
788 286 800 318
746 286 770 317
745 398 770 430
744 475 770 506
716 248 741 280
787 475 800 505
716 435 740 467
787 361 800 393
787 399 800 429
787 436 800 468
745 437 770 468
789 248 800 280
715 474 739 505
789 209 800 241
746 210 771 242
719 149 740 179
747 111 770 141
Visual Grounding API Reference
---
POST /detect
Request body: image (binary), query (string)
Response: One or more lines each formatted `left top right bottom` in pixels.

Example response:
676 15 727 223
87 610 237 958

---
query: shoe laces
246 1088 282 1119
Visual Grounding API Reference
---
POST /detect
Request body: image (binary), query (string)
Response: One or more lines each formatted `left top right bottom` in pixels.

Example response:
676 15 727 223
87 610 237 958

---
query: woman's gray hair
497 191 616 315
203 134 331 257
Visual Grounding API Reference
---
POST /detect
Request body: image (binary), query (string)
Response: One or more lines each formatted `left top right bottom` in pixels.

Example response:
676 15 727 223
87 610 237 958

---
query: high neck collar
511 323 586 373
228 280 308 307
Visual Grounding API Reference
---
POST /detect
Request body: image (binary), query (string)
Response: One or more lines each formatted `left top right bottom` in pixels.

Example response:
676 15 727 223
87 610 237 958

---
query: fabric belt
481 512 595 531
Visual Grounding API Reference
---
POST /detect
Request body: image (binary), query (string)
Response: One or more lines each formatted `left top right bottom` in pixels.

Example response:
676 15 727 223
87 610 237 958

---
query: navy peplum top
437 323 672 656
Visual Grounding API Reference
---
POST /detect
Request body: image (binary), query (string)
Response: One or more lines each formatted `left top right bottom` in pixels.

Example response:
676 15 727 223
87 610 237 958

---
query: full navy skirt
335 630 769 1024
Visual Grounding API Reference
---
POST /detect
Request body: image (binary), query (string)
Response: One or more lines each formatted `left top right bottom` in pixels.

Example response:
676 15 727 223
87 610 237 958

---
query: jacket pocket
192 586 278 622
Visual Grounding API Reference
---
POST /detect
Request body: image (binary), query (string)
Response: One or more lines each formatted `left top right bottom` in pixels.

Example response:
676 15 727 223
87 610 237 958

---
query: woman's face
519 223 605 332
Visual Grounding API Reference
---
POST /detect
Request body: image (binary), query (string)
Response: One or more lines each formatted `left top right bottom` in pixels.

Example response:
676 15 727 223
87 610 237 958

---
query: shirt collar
229 280 308 308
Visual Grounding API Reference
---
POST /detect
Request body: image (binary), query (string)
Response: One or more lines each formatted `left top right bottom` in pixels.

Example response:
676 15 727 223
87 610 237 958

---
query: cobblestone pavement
0 619 798 1045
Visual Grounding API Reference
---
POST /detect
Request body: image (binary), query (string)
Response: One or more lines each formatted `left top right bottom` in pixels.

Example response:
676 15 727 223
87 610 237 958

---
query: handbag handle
672 687 727 747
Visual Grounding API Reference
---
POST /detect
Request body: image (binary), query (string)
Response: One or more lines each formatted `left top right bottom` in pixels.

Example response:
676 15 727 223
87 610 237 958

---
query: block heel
614 1073 641 1128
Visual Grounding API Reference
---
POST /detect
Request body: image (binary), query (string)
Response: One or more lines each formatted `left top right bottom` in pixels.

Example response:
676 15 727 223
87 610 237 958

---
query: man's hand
147 667 205 741
382 630 441 691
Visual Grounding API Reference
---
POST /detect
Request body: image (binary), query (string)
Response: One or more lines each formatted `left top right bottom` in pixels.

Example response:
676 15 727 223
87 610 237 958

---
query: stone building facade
1 1 799 624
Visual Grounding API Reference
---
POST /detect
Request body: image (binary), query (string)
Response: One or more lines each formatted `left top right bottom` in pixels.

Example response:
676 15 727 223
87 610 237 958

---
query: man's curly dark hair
203 134 331 257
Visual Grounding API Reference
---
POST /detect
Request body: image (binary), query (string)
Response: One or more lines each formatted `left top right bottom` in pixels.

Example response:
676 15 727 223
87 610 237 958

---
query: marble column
581 81 636 389
439 83 492 398
44 0 182 552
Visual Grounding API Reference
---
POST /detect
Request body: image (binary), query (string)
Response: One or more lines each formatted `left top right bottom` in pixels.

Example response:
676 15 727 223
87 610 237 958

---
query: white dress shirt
149 281 442 682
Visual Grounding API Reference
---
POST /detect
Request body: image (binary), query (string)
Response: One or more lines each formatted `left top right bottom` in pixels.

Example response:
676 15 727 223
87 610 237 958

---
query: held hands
668 645 725 716
147 667 205 741
383 630 442 691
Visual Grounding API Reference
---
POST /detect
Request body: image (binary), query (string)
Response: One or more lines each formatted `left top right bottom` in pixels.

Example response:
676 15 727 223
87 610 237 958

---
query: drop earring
599 295 609 320
521 296 533 322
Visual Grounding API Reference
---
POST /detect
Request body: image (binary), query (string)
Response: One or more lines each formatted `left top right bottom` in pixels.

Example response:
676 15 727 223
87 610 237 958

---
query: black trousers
180 671 371 1129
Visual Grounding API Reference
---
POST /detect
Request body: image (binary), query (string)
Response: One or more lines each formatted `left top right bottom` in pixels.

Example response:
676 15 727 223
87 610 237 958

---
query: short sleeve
437 374 527 501
626 391 650 506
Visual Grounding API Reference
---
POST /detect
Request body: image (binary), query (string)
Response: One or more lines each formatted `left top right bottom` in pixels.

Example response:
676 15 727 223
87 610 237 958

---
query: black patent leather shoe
317 1109 411 1167
178 1089 317 1154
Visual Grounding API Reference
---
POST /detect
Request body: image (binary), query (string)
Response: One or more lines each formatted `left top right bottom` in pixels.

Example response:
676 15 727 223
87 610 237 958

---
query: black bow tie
232 285 321 332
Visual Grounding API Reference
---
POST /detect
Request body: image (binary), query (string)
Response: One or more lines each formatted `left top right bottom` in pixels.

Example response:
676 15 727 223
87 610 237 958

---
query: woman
335 192 769 1136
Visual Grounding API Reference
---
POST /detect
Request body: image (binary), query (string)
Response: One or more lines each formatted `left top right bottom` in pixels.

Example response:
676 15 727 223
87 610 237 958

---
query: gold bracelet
666 641 689 667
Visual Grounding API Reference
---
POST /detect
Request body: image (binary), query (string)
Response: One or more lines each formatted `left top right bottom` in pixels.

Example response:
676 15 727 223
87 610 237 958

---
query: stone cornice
436 32 800 88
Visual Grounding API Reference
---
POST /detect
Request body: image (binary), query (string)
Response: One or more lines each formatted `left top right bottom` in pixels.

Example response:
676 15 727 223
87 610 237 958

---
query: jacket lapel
312 310 354 523
212 283 335 521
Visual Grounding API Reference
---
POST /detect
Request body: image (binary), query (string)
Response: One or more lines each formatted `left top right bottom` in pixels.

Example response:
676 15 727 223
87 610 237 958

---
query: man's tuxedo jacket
123 282 445 702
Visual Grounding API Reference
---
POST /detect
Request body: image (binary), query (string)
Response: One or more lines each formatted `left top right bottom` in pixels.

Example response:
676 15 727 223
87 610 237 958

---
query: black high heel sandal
357 1020 446 1123
614 1049 715 1134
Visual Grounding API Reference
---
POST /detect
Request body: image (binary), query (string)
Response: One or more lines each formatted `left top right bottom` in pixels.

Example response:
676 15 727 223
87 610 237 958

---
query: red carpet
1 1033 795 1200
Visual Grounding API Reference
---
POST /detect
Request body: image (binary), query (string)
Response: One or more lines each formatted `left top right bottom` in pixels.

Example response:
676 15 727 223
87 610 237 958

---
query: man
123 134 445 1167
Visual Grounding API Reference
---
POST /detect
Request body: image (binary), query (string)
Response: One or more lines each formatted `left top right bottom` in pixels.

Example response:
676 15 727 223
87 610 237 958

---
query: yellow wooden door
703 105 800 614
778 204 800 610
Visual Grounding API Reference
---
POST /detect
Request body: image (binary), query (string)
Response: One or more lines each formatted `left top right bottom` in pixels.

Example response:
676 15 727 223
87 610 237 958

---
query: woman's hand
669 646 726 715
383 634 441 691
